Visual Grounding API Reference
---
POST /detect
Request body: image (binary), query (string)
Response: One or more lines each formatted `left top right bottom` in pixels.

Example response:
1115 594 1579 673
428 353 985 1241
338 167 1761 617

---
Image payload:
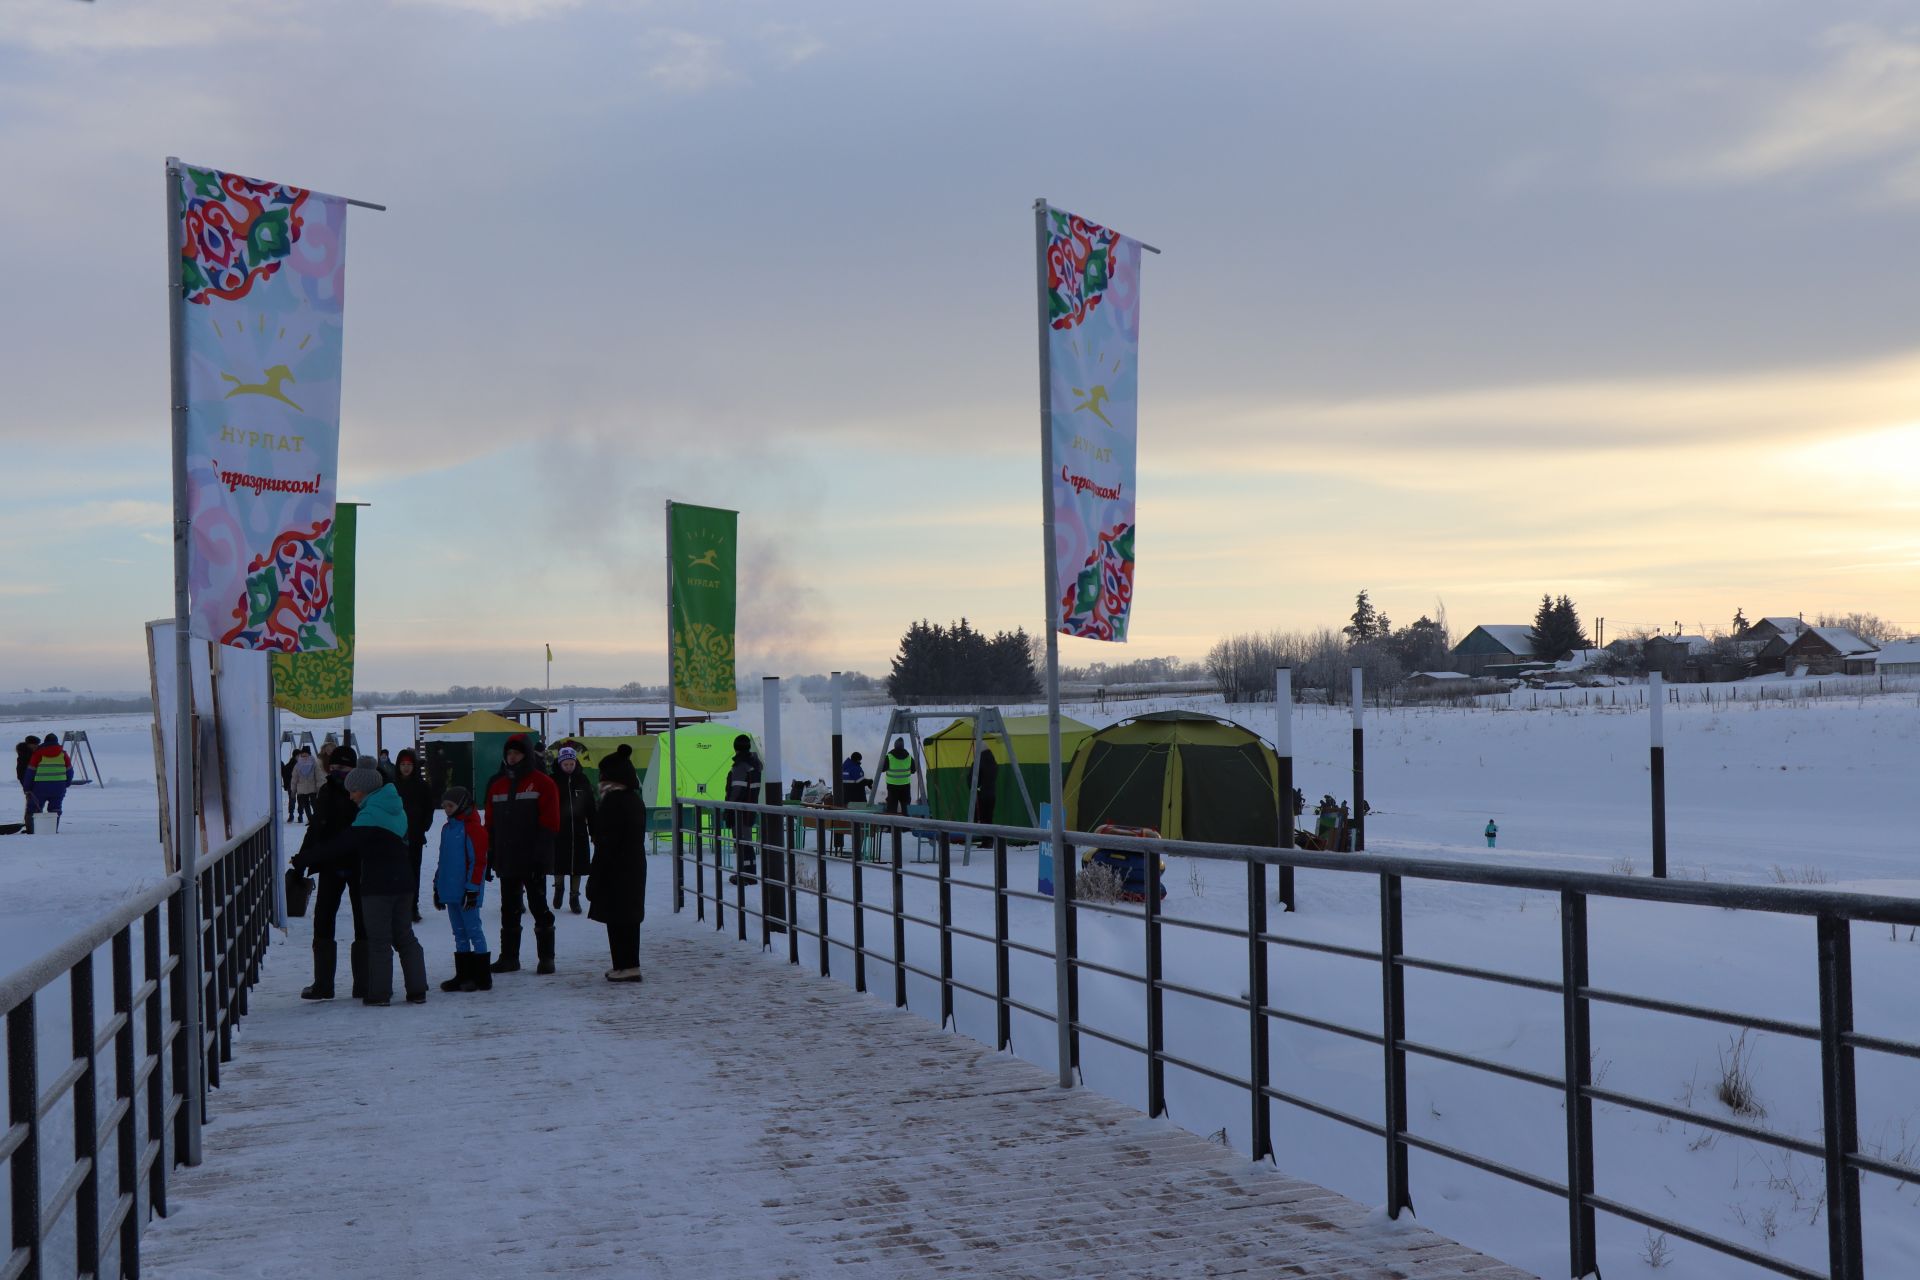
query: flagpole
666 502 683 911
165 157 207 1165
1035 198 1074 1091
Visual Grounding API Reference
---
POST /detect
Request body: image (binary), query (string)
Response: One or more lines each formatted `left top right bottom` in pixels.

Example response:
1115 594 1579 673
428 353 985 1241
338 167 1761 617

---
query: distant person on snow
432 786 491 993
26 732 72 831
840 751 868 804
1484 819 1498 849
587 745 648 983
280 748 297 813
15 735 40 827
551 746 597 915
394 749 434 922
972 745 998 846
376 748 397 785
725 735 763 882
290 748 321 824
880 738 915 816
292 746 367 1000
485 735 561 975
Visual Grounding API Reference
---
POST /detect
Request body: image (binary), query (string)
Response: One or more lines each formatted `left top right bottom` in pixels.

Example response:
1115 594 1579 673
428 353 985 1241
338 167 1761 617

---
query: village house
1778 626 1878 676
1447 625 1536 677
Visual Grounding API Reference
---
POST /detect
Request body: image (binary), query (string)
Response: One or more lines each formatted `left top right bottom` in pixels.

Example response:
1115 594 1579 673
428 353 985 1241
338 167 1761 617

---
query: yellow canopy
925 714 1094 772
424 709 531 738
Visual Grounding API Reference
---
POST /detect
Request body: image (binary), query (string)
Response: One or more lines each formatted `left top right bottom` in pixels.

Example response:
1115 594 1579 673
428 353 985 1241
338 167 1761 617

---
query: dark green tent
1063 710 1282 846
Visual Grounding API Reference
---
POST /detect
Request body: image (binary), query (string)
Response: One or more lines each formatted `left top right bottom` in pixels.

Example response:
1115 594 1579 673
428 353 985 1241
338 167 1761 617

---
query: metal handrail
673 796 1920 1280
4 821 273 1280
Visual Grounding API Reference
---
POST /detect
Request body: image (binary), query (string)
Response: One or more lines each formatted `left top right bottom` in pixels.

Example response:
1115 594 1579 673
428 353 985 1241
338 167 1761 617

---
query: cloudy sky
4 0 1920 692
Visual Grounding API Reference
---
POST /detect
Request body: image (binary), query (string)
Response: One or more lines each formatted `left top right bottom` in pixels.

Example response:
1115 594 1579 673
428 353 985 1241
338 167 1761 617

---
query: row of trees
886 618 1041 700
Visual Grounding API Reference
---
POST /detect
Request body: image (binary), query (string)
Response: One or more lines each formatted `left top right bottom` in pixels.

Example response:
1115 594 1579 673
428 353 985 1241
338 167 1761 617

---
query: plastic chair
906 802 941 863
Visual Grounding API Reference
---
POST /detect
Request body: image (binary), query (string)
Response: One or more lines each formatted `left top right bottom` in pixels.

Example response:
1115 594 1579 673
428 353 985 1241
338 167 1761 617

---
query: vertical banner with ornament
1044 205 1143 643
177 162 349 652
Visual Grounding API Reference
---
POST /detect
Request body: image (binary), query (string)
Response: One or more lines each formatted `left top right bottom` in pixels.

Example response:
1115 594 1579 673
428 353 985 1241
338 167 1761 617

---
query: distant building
1449 626 1536 677
1644 634 1712 681
1742 616 1808 644
1870 640 1920 675
1405 671 1472 688
1779 627 1878 676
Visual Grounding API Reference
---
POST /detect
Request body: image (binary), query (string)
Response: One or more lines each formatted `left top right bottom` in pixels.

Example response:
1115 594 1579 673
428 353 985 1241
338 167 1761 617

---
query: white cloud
756 21 826 67
0 0 270 53
640 28 741 94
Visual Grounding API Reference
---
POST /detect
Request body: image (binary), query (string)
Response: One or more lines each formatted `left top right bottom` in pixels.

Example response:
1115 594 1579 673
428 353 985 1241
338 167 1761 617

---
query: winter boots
440 953 495 992
535 924 556 975
569 891 582 915
605 967 643 983
552 882 564 910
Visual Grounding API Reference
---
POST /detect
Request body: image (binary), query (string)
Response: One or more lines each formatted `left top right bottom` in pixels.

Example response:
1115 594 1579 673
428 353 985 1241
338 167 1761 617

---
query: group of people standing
13 733 71 832
285 731 650 1007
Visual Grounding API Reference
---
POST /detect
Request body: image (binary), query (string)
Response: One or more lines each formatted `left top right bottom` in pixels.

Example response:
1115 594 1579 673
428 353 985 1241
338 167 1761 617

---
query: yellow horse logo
689 549 722 571
1071 384 1113 428
222 365 303 412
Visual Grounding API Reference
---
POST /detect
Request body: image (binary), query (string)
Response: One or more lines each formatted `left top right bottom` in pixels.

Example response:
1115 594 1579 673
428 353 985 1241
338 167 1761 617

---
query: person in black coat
972 745 999 847
292 746 366 1000
587 747 647 982
393 748 435 922
724 734 763 881
550 746 597 914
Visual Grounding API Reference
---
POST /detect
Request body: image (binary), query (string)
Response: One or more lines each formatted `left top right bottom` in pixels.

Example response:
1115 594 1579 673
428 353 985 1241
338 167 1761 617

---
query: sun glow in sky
3 0 1920 691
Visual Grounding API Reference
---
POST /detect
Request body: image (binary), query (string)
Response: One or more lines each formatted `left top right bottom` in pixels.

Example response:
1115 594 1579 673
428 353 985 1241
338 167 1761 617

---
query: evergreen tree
1527 593 1591 661
1731 608 1749 635
1344 589 1381 645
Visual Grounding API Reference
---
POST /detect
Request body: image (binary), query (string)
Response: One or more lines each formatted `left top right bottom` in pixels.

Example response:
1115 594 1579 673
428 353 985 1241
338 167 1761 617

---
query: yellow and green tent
924 714 1093 825
1063 711 1282 846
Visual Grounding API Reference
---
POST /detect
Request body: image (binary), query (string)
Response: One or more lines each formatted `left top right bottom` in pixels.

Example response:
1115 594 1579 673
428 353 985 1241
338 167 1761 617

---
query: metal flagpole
1034 198 1075 1090
666 502 683 911
164 157 207 1166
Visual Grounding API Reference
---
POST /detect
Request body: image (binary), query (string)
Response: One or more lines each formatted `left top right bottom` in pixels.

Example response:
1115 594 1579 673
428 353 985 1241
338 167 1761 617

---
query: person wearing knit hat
550 745 597 915
314 765 429 1005
482 733 561 974
432 786 492 992
587 745 647 982
291 744 371 999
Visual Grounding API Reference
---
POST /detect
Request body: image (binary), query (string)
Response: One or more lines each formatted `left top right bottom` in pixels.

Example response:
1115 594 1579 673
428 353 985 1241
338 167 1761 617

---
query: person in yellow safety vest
880 737 915 816
26 731 71 831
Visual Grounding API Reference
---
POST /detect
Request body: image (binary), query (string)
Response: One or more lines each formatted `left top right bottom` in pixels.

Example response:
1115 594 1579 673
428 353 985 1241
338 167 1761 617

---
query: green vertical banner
270 503 356 717
669 502 737 712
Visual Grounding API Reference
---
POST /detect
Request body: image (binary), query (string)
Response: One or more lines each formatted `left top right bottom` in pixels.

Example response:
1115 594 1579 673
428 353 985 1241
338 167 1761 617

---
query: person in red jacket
483 734 561 975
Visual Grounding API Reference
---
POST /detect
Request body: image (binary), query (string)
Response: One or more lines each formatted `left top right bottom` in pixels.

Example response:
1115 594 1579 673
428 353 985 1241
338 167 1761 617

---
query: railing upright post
1817 915 1865 1280
143 904 167 1218
1379 872 1411 1218
8 995 42 1280
166 892 190 1166
1145 850 1166 1118
672 799 685 914
786 816 801 967
938 833 955 1031
891 827 907 1009
1247 856 1272 1162
851 828 868 994
993 837 1011 1052
1560 891 1598 1278
70 953 101 1279
736 814 749 943
113 927 141 1275
816 816 831 978
1063 836 1080 1076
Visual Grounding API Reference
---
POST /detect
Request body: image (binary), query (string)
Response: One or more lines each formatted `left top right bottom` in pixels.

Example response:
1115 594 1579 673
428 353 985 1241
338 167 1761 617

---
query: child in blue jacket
434 787 492 992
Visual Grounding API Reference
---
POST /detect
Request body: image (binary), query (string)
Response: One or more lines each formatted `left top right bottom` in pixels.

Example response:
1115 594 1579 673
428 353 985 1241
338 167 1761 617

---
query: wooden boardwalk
142 895 1536 1279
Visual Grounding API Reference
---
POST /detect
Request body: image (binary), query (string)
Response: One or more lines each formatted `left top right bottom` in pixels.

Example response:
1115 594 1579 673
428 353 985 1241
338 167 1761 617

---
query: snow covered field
3 684 1916 1278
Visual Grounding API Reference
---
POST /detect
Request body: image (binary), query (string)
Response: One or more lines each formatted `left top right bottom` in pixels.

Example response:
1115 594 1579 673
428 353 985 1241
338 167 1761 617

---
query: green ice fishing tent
641 723 756 810
1063 710 1282 846
423 710 541 799
925 714 1094 825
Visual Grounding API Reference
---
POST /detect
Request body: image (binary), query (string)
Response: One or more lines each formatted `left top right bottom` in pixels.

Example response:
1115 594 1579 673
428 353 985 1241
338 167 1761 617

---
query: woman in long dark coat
587 745 647 982
552 747 597 914
393 749 435 922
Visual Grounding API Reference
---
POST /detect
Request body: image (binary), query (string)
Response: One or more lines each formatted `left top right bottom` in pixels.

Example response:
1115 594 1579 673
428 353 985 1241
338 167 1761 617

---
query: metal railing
3 821 274 1280
671 798 1920 1280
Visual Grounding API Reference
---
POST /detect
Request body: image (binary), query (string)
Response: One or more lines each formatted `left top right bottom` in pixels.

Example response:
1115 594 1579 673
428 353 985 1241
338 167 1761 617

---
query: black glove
290 852 312 874
462 891 478 911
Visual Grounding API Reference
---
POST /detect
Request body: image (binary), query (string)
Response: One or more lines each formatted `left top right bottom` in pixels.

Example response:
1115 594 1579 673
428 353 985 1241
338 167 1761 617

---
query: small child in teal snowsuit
1484 819 1498 848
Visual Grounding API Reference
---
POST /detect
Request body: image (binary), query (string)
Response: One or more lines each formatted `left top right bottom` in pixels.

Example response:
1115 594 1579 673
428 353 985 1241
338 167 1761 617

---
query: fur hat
345 766 385 796
599 746 640 789
328 746 358 770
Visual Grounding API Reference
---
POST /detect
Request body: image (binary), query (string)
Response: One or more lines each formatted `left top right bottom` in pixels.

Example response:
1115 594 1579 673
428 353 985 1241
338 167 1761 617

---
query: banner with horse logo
1045 205 1143 643
668 502 738 712
176 161 349 652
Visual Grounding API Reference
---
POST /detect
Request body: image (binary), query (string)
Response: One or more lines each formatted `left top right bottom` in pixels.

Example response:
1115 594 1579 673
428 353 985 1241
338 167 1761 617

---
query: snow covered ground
4 684 1917 1278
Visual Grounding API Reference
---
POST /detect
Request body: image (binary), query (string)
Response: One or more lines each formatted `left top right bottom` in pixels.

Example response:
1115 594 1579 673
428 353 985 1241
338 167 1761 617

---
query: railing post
1247 856 1272 1162
735 813 748 943
1560 891 1598 1278
1145 851 1166 1118
1379 873 1411 1218
1817 915 1865 1280
816 815 831 978
938 833 955 1031
786 816 800 967
8 996 41 1280
851 829 868 995
891 827 907 1009
691 804 704 922
1063 836 1080 1076
672 799 685 914
993 837 1011 1052
166 892 190 1166
143 905 167 1218
70 953 100 1279
113 928 141 1275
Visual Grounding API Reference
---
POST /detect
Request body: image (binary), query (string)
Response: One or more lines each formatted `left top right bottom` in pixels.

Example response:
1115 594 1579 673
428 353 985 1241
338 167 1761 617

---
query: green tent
424 710 542 799
925 714 1094 825
641 723 756 810
1064 710 1282 846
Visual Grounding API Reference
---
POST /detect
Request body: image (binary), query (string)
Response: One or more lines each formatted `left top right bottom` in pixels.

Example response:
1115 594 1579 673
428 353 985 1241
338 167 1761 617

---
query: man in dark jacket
972 745 998 846
484 734 560 975
587 745 647 982
724 735 763 882
291 746 366 1000
393 749 434 922
15 735 39 828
